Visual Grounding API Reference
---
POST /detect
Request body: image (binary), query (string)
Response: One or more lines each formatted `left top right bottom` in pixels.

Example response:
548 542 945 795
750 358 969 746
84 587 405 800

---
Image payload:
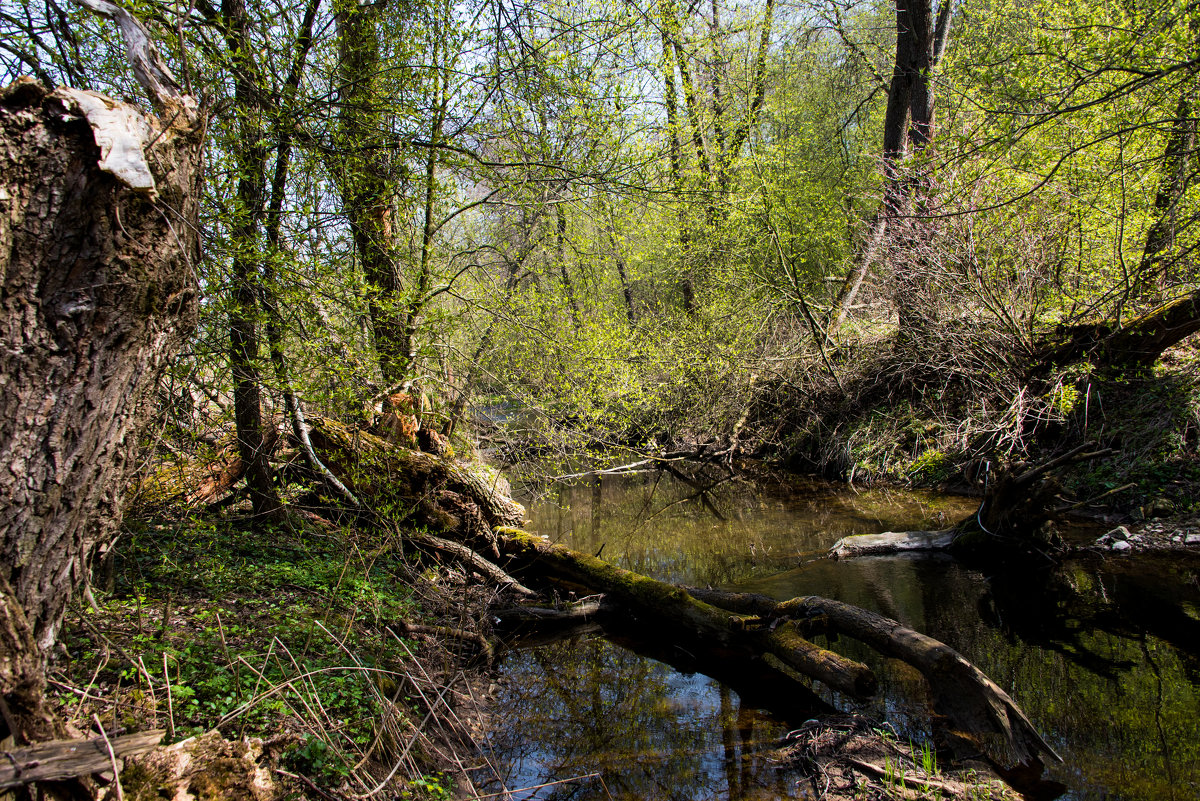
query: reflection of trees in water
886 557 1199 801
525 471 974 588
516 473 1200 799
744 554 1200 800
480 637 791 800
964 556 1200 801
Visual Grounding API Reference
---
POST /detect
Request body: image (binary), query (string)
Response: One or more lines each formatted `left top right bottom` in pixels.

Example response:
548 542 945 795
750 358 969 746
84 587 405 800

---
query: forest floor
52 513 508 799
56 494 1042 800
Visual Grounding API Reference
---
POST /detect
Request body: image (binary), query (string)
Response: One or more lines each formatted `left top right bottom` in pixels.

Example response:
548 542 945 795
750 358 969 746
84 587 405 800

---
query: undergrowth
52 513 485 799
748 326 1200 514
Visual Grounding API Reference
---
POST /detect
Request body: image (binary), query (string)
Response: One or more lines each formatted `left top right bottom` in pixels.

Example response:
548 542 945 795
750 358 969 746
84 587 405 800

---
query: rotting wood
845 757 960 795
391 621 494 666
409 532 535 597
305 417 526 530
1035 289 1200 373
685 587 1060 770
494 531 877 698
296 416 1055 770
0 729 164 788
829 528 957 559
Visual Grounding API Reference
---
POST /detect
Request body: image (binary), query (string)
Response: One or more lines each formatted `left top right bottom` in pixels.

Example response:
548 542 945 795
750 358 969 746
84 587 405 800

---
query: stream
473 466 1200 800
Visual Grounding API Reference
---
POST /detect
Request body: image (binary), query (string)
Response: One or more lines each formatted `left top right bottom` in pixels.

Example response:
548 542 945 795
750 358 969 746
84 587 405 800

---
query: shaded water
477 468 1200 800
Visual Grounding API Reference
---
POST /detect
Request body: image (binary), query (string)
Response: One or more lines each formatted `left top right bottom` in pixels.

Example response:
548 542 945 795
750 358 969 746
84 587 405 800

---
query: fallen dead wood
0 729 164 788
829 529 957 559
1035 288 1200 373
831 445 1111 561
391 621 495 665
684 587 1061 770
293 415 1056 773
494 530 878 698
305 416 526 530
845 757 961 796
409 532 535 597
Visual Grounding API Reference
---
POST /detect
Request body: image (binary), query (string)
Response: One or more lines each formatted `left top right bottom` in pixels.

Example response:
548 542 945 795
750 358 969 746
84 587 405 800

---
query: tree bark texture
0 78 201 740
1037 289 1200 373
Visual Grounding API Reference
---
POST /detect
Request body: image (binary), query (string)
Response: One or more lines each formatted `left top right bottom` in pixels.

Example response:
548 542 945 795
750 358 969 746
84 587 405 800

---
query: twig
276 768 345 801
1054 482 1137 513
162 653 174 741
468 773 607 800
411 533 536 597
91 715 125 801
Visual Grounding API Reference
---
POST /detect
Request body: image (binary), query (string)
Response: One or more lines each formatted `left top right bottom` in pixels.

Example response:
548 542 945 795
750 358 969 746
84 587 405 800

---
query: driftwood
831 444 1111 561
829 528 957 559
0 729 164 788
684 588 1062 770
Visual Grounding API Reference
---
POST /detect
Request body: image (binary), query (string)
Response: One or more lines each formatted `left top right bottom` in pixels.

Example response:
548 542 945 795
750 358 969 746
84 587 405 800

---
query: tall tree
830 0 951 329
220 0 285 519
0 3 201 740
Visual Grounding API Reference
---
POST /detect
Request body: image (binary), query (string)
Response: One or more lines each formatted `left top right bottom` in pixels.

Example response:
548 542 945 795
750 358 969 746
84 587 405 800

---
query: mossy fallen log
494 529 878 698
297 416 1056 773
304 416 526 529
685 587 1062 770
1036 288 1200 373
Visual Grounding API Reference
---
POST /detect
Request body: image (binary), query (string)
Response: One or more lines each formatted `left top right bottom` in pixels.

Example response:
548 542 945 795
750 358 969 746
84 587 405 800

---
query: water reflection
524 467 976 586
479 636 797 800
482 469 1200 800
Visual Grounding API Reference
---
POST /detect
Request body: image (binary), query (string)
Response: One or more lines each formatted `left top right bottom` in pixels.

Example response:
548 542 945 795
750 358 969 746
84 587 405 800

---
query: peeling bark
0 78 201 740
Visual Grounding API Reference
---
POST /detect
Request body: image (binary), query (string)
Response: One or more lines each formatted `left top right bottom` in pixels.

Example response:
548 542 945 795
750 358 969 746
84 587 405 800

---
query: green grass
53 513 451 793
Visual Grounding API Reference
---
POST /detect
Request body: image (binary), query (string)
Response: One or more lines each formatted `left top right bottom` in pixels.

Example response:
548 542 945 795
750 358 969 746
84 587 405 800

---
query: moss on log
495 531 877 698
305 416 526 529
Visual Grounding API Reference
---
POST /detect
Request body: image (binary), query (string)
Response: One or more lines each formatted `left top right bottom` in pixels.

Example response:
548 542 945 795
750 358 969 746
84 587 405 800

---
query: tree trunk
223 0 284 520
832 0 950 333
1137 86 1198 297
1037 289 1200 373
0 78 201 741
334 0 410 385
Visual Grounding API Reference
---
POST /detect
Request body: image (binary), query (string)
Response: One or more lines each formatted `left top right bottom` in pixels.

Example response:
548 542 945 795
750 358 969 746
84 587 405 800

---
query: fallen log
685 587 1061 770
293 416 1058 775
292 415 1058 773
305 417 526 529
494 529 878 699
831 445 1111 562
1036 288 1200 373
0 729 164 788
493 595 836 720
829 528 957 559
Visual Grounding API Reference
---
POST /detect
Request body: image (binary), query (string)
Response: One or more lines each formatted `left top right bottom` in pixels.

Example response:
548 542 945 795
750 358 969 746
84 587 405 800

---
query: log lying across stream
281 418 1063 773
491 527 1061 771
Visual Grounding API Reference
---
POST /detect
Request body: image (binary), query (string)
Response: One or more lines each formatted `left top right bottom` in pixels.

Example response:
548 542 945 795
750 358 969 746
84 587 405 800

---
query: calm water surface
476 467 1200 800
